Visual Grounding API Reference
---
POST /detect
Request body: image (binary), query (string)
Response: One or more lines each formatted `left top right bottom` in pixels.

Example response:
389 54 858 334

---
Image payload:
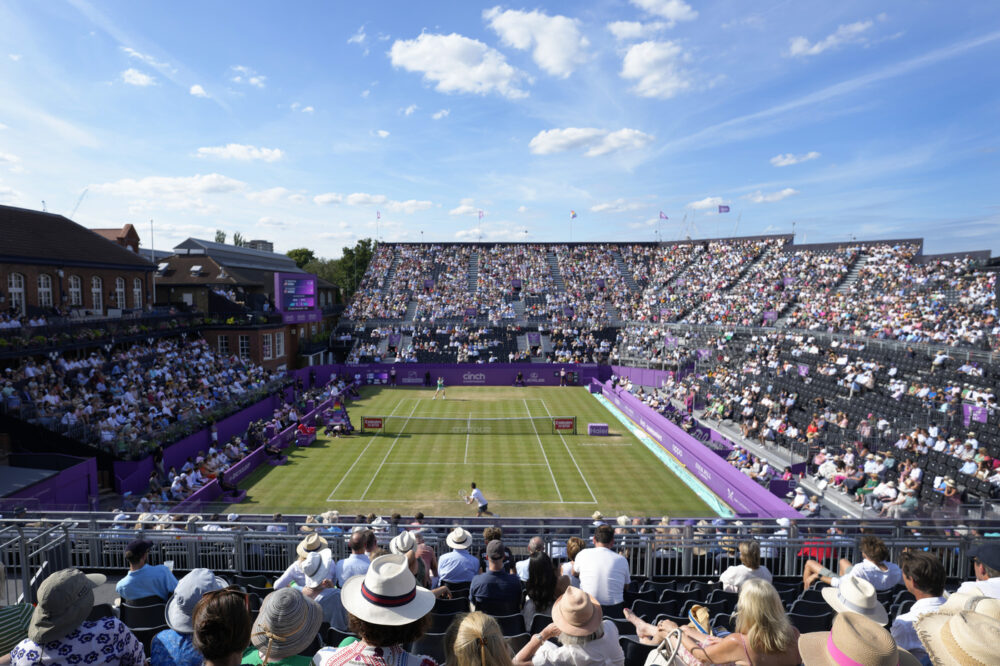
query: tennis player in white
465 482 494 516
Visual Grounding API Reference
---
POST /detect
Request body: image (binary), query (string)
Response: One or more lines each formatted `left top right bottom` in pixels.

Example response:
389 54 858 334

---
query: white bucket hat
301 549 334 588
446 527 472 549
341 554 435 626
821 576 888 625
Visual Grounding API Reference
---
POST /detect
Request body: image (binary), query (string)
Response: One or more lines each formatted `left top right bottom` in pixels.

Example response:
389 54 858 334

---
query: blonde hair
733 579 795 655
451 612 511 666
566 537 585 562
738 540 761 570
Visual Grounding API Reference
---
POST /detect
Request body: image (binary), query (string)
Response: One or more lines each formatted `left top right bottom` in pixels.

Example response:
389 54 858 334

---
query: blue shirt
438 550 480 583
151 628 202 666
336 554 371 587
116 564 178 602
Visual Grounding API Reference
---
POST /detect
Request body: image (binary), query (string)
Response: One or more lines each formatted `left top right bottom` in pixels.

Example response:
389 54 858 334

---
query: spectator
625 578 800 665
192 586 252 666
470 540 522 613
955 542 1000 598
245 588 322 666
802 535 902 591
517 537 545 581
300 548 347 631
389 530 450 599
912 595 1000 665
11 568 144 666
0 564 33 655
573 525 630 606
438 528 479 585
890 551 946 665
513 586 624 666
276 534 329 590
313 554 437 666
448 612 511 666
561 537 584 588
798 612 918 666
478 526 513 574
819 576 889 624
153 568 228 666
523 552 570 627
335 530 371 587
117 539 178 602
719 540 773 592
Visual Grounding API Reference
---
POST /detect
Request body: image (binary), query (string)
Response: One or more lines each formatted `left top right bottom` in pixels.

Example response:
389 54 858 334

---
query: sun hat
914 610 1000 666
166 568 228 633
821 576 889 625
591 511 603 521
295 532 328 559
28 568 106 643
616 515 630 527
251 588 323 660
969 541 1000 570
389 531 416 555
798 612 919 666
776 517 791 528
227 513 239 522
922 592 1000 619
551 586 603 637
301 549 334 588
341 553 435 626
446 527 472 549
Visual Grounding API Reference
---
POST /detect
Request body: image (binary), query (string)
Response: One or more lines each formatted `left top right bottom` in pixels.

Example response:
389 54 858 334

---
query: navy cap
126 539 152 558
969 541 1000 571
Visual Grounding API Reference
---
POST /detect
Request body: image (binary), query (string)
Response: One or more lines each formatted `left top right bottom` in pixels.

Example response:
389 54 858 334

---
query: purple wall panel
7 457 97 509
323 363 604 387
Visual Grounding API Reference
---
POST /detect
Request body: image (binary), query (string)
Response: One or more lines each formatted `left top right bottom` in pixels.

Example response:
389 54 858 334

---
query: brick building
0 205 154 316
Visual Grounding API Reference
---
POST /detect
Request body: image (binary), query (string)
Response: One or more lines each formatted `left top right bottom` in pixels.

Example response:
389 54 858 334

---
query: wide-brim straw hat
296 532 328 559
821 576 889 625
551 586 603 637
799 612 919 666
446 527 472 549
251 588 323 660
341 553 435 626
915 610 1000 666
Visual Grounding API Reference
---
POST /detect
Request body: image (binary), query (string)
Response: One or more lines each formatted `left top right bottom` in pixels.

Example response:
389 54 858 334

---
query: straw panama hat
446 527 472 549
914 610 1000 666
591 511 603 521
251 588 323 660
341 554 435 626
551 586 603 637
799 612 919 666
920 592 1000 620
821 576 889 625
389 530 416 555
296 532 328 559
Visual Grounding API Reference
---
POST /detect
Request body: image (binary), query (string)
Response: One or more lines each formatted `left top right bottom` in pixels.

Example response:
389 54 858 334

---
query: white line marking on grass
360 401 420 500
326 398 406 502
538 398 598 503
464 413 471 464
384 462 548 467
329 498 597 504
524 399 563 502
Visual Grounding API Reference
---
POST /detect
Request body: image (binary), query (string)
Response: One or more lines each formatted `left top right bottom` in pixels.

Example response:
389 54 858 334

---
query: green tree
334 238 376 299
232 232 246 247
286 248 316 269
214 229 227 244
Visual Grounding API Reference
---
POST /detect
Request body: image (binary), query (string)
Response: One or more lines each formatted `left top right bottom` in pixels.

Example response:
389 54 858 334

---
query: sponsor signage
554 418 576 432
462 372 487 384
363 417 384 430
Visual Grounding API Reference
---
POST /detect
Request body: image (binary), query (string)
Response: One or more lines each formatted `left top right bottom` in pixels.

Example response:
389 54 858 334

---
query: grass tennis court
227 386 714 518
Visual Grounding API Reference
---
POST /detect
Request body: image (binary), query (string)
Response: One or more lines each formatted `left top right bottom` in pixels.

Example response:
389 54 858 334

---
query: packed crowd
475 244 556 315
617 243 702 321
344 245 408 320
411 245 476 321
553 244 634 324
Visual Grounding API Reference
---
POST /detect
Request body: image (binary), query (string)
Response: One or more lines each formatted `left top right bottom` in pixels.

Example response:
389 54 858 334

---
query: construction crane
69 189 88 219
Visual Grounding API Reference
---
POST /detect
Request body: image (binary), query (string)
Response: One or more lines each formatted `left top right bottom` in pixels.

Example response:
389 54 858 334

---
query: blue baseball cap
970 542 1000 571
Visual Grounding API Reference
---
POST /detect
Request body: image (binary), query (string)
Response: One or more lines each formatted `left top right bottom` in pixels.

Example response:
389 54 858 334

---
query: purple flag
763 310 777 322
718 205 730 213
376 210 381 219
478 209 484 220
696 348 712 360
963 404 988 427
659 211 668 220
798 364 809 377
664 335 677 349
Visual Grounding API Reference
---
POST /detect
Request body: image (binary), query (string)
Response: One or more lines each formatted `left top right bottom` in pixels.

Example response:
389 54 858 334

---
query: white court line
326 398 407 502
359 401 420 500
524 399 563 502
464 413 471 464
328 498 598 504
384 462 548 467
536 398 598 503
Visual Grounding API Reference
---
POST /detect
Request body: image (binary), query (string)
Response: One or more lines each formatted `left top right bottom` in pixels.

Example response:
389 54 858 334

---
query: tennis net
361 415 577 435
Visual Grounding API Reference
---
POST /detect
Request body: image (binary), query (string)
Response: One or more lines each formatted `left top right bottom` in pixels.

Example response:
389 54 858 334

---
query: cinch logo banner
462 372 487 384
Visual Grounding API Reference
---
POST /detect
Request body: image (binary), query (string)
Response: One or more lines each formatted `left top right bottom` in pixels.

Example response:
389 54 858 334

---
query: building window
262 333 273 360
68 276 82 306
133 278 143 309
238 335 250 360
276 332 285 358
91 276 103 312
218 335 230 355
7 273 25 313
37 274 53 308
115 277 126 309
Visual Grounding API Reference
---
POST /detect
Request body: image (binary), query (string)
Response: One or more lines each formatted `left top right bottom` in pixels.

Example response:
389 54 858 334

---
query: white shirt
890 596 946 662
955 577 1000 599
834 559 903 590
718 564 772 593
532 619 624 666
574 546 630 605
516 558 531 581
470 487 487 507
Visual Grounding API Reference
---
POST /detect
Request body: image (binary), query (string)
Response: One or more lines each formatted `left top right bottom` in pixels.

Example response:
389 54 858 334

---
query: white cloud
122 68 155 86
120 46 171 71
389 33 528 99
90 173 246 214
314 193 343 205
0 184 22 203
483 7 589 78
630 0 698 26
450 198 477 216
591 198 643 213
230 65 266 88
517 205 527 213
345 192 387 206
432 109 450 120
388 199 433 214
770 151 821 167
197 144 284 162
686 196 726 210
620 41 691 99
788 20 873 57
529 127 654 156
0 152 20 164
403 104 418 116
745 188 799 203
376 130 390 138
302 106 314 113
348 26 367 54
257 216 288 228
607 21 667 41
0 123 7 130
9 54 22 62
361 89 370 99
455 225 528 241
189 84 208 98
247 187 292 204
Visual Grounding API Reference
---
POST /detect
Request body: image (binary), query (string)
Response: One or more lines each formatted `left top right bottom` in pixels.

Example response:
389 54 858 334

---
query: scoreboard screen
275 274 317 311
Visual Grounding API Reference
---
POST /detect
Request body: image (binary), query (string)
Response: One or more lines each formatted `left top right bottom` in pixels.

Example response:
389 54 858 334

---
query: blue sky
0 0 998 258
